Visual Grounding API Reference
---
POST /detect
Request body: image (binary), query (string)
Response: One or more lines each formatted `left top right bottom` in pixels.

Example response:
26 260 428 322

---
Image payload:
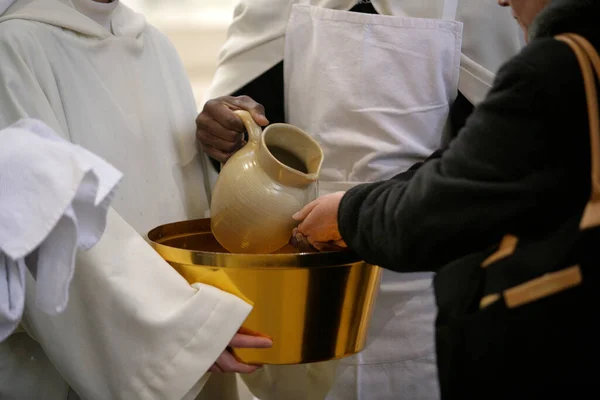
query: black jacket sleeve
338 39 591 273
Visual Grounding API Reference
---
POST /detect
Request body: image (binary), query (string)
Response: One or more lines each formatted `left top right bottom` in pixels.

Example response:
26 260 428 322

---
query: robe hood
0 0 146 39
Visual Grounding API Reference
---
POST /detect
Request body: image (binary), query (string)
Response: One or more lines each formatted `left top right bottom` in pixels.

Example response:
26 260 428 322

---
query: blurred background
123 0 236 110
121 2 257 399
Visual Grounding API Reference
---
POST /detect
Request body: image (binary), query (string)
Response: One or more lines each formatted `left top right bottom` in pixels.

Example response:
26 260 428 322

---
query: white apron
284 2 462 399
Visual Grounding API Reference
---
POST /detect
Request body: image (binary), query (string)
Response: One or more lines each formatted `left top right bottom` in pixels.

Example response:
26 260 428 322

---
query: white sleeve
0 21 250 400
205 0 293 100
22 209 252 400
0 23 69 135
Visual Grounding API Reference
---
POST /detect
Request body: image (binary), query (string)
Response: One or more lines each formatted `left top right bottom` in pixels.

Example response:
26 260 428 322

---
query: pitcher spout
258 123 324 188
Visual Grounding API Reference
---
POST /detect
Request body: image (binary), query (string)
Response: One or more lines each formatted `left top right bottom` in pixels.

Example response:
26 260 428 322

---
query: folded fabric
0 0 15 15
0 119 122 341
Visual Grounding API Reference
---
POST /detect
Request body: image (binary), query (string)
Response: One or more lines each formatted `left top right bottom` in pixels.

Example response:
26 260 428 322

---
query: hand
209 329 273 374
289 227 316 252
289 227 346 252
196 96 269 163
292 192 347 251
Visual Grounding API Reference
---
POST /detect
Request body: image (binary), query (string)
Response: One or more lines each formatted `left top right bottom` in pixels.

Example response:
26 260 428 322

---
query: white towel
0 119 122 341
0 0 15 15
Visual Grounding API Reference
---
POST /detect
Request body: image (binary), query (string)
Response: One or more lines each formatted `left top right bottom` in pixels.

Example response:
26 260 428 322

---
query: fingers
197 99 244 140
312 242 331 252
237 326 273 340
289 228 299 247
215 350 260 374
292 199 320 221
224 95 269 126
199 115 245 146
196 95 267 163
230 333 273 349
211 329 272 374
201 144 235 164
196 110 243 163
297 207 343 245
312 240 347 252
297 208 324 239
209 364 224 373
203 97 246 131
333 239 348 248
296 192 346 245
289 228 316 252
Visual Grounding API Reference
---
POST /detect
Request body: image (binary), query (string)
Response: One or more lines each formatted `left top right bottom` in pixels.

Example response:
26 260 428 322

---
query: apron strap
441 0 459 21
556 34 600 230
298 0 457 20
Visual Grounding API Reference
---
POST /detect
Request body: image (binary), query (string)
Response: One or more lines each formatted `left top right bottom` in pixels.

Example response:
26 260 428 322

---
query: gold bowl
148 218 381 365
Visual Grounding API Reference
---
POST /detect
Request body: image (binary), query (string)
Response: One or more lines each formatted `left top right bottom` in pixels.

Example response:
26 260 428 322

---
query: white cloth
72 0 117 31
0 118 122 342
206 0 524 107
0 0 14 15
286 4 462 184
0 1 251 399
293 4 460 399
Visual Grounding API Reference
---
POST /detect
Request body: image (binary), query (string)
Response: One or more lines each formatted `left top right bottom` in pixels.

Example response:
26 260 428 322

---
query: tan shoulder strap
479 34 600 307
556 34 600 229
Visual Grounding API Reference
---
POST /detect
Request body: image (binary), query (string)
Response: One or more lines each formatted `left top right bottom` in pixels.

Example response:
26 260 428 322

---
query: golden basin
148 218 381 365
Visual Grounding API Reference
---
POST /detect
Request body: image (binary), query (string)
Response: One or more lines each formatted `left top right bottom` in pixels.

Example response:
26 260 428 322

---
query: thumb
333 239 347 248
230 333 273 349
250 110 269 126
293 199 319 221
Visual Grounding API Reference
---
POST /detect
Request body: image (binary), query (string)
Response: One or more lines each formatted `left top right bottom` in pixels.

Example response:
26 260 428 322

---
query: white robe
0 1 251 399
206 0 524 106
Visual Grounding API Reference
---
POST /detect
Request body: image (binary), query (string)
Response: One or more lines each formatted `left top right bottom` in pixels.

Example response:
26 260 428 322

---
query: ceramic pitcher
210 110 324 254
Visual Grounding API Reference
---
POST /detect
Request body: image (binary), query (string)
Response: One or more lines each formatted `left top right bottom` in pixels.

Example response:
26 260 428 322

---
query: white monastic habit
0 1 252 399
206 0 525 107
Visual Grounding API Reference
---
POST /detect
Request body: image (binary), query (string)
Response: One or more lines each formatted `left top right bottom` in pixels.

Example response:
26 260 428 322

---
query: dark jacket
339 2 600 396
338 0 599 275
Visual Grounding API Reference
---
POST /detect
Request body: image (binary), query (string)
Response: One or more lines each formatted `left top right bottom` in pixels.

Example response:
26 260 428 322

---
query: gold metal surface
148 218 382 365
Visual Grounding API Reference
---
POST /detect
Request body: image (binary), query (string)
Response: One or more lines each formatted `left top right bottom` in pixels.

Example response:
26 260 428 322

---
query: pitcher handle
234 110 263 145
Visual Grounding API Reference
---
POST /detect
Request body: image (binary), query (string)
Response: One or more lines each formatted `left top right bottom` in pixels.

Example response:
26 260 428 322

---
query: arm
338 41 589 272
22 209 253 400
0 28 257 399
